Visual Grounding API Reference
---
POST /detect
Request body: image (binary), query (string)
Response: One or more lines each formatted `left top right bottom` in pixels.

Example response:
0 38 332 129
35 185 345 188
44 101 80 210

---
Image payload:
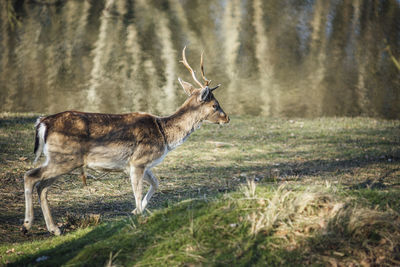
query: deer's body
22 47 229 235
35 111 167 172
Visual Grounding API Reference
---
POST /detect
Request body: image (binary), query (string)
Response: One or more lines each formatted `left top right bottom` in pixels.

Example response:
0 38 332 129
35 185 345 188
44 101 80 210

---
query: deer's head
178 47 230 125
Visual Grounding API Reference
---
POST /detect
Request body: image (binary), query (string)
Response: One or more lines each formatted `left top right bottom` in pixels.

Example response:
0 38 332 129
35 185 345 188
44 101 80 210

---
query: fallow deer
22 47 229 235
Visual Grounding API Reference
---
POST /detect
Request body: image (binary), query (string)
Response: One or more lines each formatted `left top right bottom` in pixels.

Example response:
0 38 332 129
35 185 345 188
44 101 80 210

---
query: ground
0 113 399 265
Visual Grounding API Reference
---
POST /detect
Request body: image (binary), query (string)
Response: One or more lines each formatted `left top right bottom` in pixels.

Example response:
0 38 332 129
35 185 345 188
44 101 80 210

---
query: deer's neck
160 105 203 151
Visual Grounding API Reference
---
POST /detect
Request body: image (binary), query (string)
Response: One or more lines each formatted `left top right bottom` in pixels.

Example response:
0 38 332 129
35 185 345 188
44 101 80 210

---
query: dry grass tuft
242 178 257 198
246 184 342 237
313 205 400 266
244 182 400 265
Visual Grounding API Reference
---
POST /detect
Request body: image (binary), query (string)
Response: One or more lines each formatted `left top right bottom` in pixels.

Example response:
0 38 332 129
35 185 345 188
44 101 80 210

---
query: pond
1 0 399 118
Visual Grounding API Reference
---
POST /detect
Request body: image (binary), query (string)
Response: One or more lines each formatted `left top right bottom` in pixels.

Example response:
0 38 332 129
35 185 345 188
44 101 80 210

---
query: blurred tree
386 44 400 71
4 0 21 29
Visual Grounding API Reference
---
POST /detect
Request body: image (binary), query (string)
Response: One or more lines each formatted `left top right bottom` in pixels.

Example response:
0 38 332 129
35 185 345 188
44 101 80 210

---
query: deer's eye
213 104 218 110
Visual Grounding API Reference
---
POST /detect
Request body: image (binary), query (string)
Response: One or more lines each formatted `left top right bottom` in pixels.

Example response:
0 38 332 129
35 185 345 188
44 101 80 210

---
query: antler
200 51 211 86
180 46 205 89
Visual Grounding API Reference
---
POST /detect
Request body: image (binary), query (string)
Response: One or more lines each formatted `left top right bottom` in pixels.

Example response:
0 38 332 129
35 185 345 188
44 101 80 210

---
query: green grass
0 113 399 265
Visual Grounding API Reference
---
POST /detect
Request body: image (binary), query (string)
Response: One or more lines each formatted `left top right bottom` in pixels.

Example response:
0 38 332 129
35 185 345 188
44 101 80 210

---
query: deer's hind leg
23 158 82 235
36 177 60 235
23 167 43 233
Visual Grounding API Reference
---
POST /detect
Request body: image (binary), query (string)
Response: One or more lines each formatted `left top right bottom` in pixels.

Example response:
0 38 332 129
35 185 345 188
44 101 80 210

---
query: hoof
131 208 142 215
21 226 29 235
50 227 62 236
22 221 31 235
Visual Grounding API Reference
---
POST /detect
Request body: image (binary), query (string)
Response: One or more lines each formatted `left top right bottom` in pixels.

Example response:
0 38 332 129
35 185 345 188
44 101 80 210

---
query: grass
0 113 399 265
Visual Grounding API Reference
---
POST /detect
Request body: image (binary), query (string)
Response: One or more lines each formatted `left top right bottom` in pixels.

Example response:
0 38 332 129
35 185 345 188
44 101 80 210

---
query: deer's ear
199 87 210 102
178 78 196 96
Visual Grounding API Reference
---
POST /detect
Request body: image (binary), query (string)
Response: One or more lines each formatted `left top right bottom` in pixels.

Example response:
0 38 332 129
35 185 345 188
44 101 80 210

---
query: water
1 0 399 118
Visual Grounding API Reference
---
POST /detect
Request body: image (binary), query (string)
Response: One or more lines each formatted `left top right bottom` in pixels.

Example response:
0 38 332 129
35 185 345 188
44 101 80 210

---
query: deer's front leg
142 169 159 210
129 165 145 215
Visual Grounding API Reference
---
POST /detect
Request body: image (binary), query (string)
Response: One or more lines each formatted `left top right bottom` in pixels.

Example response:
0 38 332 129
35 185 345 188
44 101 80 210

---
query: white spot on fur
42 143 50 167
37 123 46 140
34 123 46 163
34 117 42 128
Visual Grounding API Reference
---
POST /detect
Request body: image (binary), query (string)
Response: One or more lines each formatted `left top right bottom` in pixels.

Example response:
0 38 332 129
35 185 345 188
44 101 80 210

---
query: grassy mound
2 182 399 266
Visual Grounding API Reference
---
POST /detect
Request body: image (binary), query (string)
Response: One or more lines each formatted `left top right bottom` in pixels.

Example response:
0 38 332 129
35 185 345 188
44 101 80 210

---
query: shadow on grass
349 167 400 189
0 181 221 245
8 220 126 266
9 198 307 266
9 200 214 266
187 153 400 184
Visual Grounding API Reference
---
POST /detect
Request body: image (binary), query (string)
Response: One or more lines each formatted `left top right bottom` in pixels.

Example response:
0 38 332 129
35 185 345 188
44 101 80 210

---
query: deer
22 47 229 235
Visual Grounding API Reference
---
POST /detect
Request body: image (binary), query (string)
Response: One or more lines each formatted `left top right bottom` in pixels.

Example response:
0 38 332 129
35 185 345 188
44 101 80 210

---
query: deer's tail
33 117 46 164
